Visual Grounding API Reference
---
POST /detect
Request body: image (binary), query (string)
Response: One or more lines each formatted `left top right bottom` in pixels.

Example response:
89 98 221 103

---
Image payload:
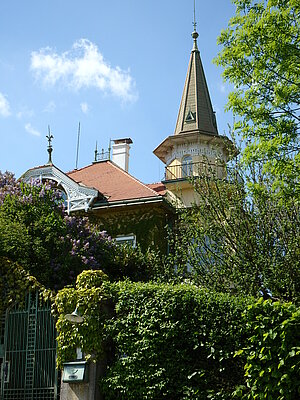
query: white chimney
112 138 133 172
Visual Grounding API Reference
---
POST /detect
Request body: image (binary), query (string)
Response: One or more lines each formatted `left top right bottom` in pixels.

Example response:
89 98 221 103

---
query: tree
214 0 300 193
170 166 300 303
0 171 160 289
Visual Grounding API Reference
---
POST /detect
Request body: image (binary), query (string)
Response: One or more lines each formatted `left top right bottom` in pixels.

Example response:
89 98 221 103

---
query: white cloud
25 123 41 137
17 107 34 119
80 102 89 114
30 39 138 102
0 92 11 117
43 101 56 113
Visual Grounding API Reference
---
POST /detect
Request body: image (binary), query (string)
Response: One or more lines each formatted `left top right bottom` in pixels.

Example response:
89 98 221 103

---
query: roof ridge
67 162 97 175
108 160 160 197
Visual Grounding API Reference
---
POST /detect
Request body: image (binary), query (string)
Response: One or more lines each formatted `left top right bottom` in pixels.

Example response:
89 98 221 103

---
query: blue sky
0 0 236 184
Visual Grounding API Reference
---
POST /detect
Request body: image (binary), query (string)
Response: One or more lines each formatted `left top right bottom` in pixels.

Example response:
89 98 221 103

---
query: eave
91 195 175 213
153 131 229 164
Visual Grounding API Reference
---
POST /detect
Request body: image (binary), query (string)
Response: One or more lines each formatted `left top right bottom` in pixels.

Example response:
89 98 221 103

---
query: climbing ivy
90 205 172 254
54 270 112 368
0 257 53 329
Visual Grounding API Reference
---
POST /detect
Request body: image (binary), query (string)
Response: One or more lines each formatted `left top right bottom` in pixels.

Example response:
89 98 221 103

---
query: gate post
60 358 106 400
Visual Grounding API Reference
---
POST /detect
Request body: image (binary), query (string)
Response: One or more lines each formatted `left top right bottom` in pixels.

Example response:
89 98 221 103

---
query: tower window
182 155 193 177
185 110 195 123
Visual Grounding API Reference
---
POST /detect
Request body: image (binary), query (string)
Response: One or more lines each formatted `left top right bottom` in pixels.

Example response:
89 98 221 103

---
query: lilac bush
0 171 114 289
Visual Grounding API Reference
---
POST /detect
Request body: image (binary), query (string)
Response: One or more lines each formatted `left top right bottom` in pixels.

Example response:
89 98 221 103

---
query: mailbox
62 361 88 383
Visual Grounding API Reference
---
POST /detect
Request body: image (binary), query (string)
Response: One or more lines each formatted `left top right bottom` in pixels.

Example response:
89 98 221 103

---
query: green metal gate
0 292 59 400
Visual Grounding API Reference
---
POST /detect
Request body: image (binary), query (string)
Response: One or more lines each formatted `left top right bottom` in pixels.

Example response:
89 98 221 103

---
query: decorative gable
21 165 99 213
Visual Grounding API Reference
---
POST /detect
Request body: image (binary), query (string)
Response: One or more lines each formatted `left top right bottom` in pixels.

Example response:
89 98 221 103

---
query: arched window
182 155 193 177
56 187 68 209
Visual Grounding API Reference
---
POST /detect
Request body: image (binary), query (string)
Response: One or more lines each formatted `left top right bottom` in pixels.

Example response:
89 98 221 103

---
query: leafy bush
55 273 300 399
101 282 250 399
235 298 300 399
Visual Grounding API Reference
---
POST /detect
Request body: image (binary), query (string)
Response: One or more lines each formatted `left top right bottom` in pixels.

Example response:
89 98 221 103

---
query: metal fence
0 292 59 400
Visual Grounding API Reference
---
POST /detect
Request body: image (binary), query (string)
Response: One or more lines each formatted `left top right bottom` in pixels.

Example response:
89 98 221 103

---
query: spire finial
193 0 197 32
46 126 54 165
192 0 199 51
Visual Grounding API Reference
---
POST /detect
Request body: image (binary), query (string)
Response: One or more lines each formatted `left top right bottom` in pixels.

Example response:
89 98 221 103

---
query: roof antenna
94 141 98 162
192 0 199 51
46 125 54 165
108 138 112 160
75 122 81 170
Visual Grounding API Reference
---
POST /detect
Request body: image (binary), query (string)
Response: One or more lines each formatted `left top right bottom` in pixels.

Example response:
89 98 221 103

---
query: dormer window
182 155 193 177
185 110 196 123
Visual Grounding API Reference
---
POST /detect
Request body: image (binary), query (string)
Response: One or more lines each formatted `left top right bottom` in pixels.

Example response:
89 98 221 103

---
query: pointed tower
174 28 218 137
154 19 231 207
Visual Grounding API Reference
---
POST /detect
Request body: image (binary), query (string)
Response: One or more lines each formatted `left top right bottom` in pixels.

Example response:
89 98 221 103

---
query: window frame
115 234 136 247
182 155 193 177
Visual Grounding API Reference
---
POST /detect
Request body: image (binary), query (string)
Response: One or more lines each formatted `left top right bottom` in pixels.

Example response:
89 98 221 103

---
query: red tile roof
146 183 167 196
67 161 161 202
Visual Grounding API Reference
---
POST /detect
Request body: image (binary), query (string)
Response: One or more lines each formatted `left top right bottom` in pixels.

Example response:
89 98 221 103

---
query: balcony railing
163 161 226 182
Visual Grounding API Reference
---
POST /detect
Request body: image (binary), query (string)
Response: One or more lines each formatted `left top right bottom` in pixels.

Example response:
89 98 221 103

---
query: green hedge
55 271 300 399
100 282 249 399
235 298 300 399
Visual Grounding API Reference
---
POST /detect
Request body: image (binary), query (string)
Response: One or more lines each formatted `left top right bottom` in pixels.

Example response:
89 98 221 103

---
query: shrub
235 298 300 399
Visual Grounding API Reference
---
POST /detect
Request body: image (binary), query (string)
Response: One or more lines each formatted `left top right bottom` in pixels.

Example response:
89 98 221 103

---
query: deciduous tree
171 166 300 303
215 0 300 193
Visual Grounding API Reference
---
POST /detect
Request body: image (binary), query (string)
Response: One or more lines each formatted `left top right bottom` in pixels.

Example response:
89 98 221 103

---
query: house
21 24 230 253
22 137 174 253
1 21 233 400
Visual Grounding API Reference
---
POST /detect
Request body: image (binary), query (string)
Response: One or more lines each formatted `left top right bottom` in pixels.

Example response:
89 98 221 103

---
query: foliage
55 273 300 399
54 270 112 368
215 0 300 192
0 256 52 318
170 166 300 303
235 298 300 399
0 171 161 289
100 282 250 399
109 243 171 282
91 206 172 254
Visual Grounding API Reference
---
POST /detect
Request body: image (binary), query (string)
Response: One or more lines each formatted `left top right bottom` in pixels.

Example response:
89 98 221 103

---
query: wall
89 204 174 254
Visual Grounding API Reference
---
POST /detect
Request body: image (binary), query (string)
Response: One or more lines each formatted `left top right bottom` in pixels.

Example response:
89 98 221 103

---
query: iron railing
94 145 111 162
164 161 226 181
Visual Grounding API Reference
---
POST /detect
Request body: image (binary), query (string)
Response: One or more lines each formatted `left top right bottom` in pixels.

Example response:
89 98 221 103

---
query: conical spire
174 24 218 136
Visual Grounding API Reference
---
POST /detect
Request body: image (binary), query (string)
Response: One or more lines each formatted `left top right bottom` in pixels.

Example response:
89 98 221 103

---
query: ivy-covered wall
89 203 174 254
